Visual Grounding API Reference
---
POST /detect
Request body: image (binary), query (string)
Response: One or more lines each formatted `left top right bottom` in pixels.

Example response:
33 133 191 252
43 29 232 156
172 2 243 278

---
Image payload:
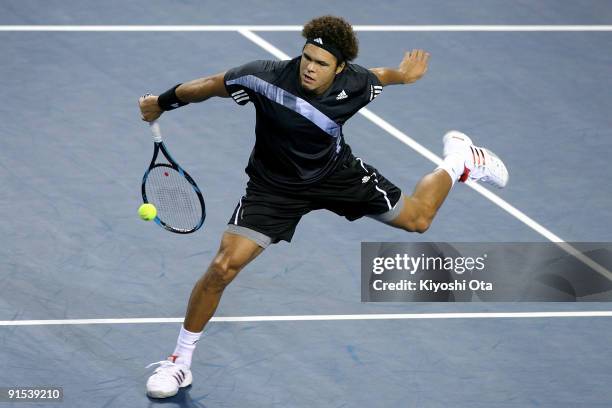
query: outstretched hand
139 94 163 122
399 49 430 84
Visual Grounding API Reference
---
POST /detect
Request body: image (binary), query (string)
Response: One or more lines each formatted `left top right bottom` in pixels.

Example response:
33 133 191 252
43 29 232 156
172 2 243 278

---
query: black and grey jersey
224 57 383 189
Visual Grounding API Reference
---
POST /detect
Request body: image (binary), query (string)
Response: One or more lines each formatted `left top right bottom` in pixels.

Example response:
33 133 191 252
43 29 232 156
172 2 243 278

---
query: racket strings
145 166 202 231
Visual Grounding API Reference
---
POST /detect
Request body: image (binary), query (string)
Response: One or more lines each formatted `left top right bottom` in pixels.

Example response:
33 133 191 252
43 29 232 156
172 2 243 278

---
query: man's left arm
369 49 430 86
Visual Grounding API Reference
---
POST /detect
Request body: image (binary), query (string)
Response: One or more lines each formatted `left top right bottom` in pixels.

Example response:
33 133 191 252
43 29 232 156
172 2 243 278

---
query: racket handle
149 120 163 143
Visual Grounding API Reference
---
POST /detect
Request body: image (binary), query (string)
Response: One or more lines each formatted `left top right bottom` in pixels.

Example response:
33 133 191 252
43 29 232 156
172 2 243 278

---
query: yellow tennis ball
138 203 157 221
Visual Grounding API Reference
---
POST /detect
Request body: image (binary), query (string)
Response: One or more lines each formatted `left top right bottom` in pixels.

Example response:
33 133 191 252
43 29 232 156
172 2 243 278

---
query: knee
411 216 432 234
397 202 435 234
399 214 432 234
205 251 242 289
389 196 437 234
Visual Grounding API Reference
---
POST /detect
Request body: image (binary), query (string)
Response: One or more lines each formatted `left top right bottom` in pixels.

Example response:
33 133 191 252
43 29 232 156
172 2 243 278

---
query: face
299 44 345 95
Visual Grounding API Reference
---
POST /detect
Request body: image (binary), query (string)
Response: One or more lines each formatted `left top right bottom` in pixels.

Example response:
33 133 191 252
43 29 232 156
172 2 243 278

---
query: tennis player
139 15 508 398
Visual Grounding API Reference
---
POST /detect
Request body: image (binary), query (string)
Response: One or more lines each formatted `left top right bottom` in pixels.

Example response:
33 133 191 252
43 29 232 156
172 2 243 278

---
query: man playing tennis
139 15 508 398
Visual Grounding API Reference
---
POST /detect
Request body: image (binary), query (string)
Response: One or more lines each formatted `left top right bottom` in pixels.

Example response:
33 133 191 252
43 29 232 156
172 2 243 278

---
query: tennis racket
141 120 205 234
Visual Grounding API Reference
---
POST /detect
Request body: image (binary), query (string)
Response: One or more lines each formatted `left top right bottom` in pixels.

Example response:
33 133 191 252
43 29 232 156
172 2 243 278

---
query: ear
335 61 346 74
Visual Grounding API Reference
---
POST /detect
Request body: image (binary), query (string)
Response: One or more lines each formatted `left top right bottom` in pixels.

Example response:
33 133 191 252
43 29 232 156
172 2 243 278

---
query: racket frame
141 121 206 234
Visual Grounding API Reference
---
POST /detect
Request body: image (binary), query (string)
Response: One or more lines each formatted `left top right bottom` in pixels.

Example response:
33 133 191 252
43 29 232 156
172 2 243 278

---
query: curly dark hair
302 15 358 62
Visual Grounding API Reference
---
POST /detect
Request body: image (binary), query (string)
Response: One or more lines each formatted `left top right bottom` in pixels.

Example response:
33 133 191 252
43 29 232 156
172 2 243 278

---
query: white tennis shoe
146 358 192 398
443 130 509 188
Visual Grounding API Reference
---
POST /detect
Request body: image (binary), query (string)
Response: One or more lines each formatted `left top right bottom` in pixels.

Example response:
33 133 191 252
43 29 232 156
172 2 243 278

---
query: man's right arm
175 71 229 102
139 71 228 122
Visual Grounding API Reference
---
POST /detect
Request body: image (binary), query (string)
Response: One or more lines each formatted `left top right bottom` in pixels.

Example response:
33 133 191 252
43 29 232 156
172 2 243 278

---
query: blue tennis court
1 1 612 407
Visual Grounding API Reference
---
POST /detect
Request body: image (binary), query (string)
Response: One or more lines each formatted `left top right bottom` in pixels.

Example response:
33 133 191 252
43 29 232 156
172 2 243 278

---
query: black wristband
157 84 189 111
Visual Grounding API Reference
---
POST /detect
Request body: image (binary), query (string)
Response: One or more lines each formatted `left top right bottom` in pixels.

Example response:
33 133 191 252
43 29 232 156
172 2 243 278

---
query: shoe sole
146 377 192 399
475 148 509 188
147 389 179 399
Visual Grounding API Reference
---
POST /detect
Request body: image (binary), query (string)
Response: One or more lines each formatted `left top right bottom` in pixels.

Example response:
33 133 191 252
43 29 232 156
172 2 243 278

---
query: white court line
237 29 612 282
2 311 612 326
1 25 612 31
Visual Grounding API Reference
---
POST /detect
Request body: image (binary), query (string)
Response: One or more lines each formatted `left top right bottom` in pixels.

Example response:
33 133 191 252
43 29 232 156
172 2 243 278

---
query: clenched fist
139 94 163 122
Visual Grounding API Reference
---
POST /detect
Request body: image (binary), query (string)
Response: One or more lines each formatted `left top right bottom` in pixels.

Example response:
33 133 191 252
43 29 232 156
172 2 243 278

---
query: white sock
171 326 203 367
436 153 466 185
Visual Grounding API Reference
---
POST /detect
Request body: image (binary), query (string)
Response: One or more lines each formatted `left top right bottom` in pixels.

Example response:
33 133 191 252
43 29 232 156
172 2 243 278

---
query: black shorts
227 154 403 247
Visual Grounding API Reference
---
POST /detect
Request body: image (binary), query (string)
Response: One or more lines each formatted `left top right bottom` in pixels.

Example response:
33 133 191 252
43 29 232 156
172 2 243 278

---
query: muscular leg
146 231 264 398
388 169 452 233
183 231 264 332
387 129 509 233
